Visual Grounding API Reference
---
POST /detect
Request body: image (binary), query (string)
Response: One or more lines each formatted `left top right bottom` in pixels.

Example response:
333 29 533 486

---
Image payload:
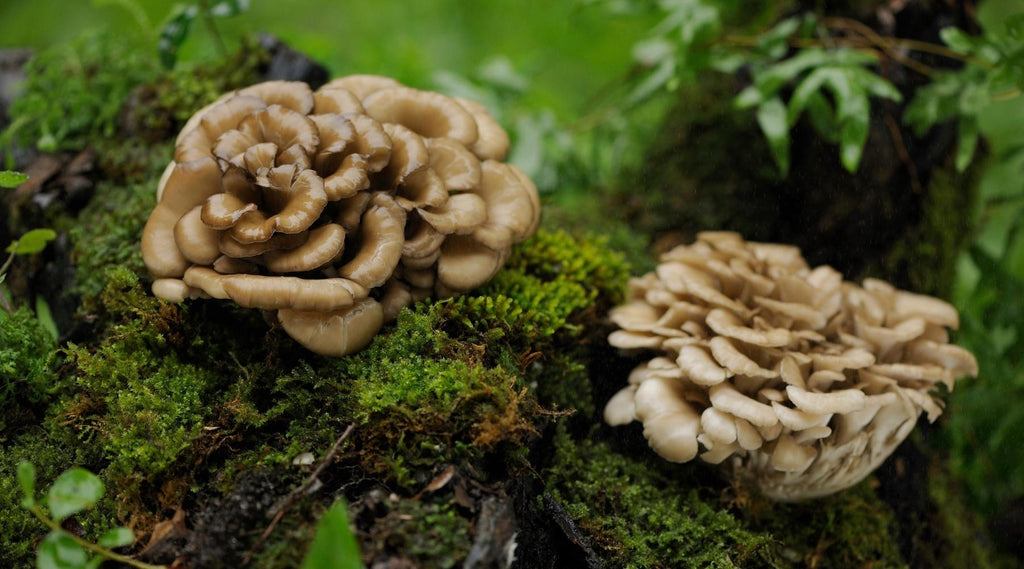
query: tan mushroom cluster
603 232 977 501
141 76 540 356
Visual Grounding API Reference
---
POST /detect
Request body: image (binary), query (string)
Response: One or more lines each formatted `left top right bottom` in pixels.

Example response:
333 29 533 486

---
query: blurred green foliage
942 0 1024 516
2 31 158 155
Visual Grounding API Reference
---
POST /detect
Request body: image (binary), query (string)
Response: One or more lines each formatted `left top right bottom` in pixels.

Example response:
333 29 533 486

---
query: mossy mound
1 28 1016 569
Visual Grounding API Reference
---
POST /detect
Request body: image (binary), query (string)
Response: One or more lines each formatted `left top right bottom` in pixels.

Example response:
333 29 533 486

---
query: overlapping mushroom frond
604 232 978 501
141 77 540 356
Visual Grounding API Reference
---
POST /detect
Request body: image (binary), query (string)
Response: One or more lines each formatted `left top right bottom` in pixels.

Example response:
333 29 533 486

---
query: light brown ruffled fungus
604 232 978 501
141 76 540 356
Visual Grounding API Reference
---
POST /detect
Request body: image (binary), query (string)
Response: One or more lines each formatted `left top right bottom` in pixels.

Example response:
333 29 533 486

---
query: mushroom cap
362 87 479 146
604 386 637 426
602 231 978 500
338 193 406 289
470 161 540 249
436 235 508 292
454 97 510 160
634 377 701 463
264 223 346 273
143 74 537 357
279 298 384 357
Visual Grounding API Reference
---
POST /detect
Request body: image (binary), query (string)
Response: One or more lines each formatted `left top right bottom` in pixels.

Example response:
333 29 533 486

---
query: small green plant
905 18 1024 171
733 38 903 175
300 500 362 569
17 462 164 569
0 32 158 156
158 0 251 68
1 171 57 318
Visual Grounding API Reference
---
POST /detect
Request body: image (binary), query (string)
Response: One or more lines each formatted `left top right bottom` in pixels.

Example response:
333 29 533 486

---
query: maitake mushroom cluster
604 232 978 501
141 76 540 356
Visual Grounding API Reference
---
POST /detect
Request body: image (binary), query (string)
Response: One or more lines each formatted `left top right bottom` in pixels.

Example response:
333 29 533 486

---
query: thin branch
825 17 935 76
0 248 16 278
242 424 356 566
884 113 922 194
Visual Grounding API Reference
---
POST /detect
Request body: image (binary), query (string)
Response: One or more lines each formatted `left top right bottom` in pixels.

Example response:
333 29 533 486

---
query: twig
0 248 16 279
0 249 16 315
826 17 935 76
241 424 356 566
884 113 922 194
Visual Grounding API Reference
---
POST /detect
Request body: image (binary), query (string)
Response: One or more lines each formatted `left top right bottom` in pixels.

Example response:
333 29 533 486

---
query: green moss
0 306 57 434
69 179 158 307
332 308 532 488
358 496 472 568
874 165 977 298
897 460 1016 569
124 36 268 143
55 268 234 525
441 229 628 346
742 481 907 569
545 425 776 568
2 31 157 154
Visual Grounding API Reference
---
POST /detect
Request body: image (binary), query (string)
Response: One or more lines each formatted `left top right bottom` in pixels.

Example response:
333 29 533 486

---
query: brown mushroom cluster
603 232 977 501
141 76 540 356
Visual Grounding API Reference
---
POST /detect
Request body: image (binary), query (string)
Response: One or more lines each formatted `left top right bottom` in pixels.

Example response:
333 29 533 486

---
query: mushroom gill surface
603 231 978 501
141 77 540 356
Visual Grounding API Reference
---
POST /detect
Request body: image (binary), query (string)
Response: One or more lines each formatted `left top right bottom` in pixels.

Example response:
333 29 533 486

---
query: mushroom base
731 401 920 502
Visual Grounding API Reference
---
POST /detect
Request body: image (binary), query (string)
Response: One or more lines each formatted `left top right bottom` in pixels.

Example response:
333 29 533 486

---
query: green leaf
0 170 28 188
787 67 831 125
805 91 839 143
1006 13 1024 41
477 56 529 93
37 531 88 569
7 229 57 255
940 27 979 54
903 71 967 135
158 5 198 69
839 108 869 173
756 16 801 60
956 115 980 172
846 67 902 102
753 49 829 97
46 468 104 522
707 48 745 73
632 37 674 66
97 527 134 549
300 500 362 569
626 57 676 108
208 0 250 18
18 461 36 502
756 97 790 176
35 296 59 340
733 86 763 109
